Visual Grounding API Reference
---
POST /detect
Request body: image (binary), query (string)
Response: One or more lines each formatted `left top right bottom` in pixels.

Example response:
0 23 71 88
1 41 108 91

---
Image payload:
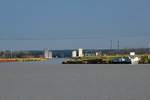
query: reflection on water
40 58 67 64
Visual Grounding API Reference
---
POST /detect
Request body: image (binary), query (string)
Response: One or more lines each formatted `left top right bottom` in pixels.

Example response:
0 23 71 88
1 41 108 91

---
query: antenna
117 40 120 53
110 40 112 50
149 42 150 53
11 49 13 58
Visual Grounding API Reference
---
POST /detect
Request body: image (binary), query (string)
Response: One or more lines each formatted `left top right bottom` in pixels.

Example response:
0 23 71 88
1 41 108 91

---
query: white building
44 49 52 59
78 48 83 57
72 51 77 58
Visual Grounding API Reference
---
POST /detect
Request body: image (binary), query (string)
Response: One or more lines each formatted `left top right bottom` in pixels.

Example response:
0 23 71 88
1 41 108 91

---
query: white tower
72 51 77 58
78 48 83 57
44 49 52 59
44 49 49 58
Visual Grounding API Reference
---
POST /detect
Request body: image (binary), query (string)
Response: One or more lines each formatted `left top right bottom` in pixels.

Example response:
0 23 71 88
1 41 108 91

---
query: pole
117 40 120 54
149 42 150 54
11 49 13 58
110 40 112 50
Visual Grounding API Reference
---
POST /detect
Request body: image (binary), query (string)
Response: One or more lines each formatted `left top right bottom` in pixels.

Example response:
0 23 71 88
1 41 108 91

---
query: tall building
78 48 83 57
72 51 77 58
44 49 52 59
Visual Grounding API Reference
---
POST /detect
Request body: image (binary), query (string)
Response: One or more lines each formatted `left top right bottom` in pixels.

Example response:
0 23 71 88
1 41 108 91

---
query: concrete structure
44 49 49 58
72 51 77 58
78 48 83 57
44 49 52 59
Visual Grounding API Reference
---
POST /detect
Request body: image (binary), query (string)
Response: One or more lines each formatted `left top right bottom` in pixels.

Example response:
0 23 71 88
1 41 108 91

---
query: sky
0 0 150 50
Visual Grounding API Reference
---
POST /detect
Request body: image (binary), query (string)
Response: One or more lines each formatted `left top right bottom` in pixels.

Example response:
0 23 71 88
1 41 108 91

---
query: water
0 64 150 100
41 58 67 64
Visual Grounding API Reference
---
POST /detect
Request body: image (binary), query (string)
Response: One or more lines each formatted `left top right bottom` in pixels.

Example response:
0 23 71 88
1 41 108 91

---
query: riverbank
0 58 48 63
62 55 150 64
62 56 126 64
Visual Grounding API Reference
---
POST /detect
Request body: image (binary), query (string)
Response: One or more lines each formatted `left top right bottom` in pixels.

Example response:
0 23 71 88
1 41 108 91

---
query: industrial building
78 48 83 57
72 51 77 58
71 48 84 58
44 49 52 59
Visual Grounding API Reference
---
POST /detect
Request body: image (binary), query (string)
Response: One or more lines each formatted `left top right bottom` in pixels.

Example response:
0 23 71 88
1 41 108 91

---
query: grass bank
0 58 48 62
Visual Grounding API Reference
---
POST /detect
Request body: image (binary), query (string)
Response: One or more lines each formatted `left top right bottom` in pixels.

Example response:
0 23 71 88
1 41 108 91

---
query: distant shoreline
0 58 48 63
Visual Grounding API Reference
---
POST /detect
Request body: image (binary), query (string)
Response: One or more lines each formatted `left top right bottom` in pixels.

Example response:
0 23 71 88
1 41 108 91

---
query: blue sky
0 0 150 49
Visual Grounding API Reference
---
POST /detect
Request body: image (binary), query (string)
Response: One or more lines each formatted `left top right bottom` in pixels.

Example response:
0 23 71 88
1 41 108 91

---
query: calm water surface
9 58 67 64
0 64 150 100
41 58 67 64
